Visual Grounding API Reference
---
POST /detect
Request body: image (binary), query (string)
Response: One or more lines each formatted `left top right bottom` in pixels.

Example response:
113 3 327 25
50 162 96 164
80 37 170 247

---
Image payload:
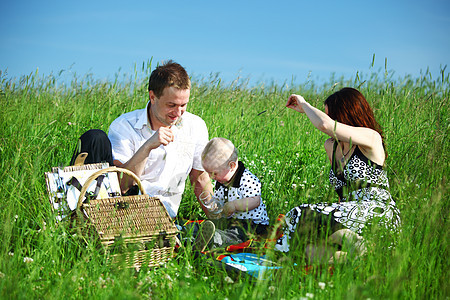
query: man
108 60 213 218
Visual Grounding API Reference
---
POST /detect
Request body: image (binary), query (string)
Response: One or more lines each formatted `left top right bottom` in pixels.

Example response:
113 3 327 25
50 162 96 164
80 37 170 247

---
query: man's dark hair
148 60 190 98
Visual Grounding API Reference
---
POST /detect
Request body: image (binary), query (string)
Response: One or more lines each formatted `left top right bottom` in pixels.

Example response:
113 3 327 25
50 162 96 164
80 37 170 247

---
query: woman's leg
275 205 345 262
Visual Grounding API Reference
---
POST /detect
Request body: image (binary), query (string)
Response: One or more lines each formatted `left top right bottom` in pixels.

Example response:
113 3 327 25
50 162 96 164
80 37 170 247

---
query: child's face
204 161 237 185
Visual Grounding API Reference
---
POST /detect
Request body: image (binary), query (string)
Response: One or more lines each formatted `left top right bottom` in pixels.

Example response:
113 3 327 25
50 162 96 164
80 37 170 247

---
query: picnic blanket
179 215 286 279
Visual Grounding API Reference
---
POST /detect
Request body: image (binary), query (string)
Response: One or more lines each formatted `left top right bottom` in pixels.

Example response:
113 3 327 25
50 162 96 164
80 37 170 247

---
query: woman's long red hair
324 87 386 153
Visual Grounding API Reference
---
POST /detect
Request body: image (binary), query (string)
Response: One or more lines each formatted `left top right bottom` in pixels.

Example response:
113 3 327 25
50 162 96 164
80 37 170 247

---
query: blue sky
1 0 449 86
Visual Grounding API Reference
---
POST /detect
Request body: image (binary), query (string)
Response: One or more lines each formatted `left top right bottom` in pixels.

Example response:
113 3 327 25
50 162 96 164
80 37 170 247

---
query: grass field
0 63 448 299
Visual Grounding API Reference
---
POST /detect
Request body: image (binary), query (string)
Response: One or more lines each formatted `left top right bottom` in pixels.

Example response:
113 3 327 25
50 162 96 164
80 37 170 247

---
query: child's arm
223 195 261 217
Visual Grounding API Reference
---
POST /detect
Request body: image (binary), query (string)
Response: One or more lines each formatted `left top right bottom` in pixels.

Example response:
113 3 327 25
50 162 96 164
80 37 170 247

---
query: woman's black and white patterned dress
275 144 400 252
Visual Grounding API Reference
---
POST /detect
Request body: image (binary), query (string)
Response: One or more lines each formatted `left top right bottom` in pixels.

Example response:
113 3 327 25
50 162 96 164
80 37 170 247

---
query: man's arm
115 127 174 192
189 168 213 216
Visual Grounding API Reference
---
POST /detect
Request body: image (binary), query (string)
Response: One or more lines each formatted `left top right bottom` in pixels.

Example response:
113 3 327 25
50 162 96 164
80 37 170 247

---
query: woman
275 87 400 261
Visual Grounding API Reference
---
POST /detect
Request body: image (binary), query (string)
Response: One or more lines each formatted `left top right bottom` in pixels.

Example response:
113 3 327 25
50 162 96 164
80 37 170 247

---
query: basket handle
76 166 145 209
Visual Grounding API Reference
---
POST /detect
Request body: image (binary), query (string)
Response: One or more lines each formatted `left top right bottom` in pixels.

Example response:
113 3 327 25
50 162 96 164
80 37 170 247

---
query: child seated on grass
193 137 269 252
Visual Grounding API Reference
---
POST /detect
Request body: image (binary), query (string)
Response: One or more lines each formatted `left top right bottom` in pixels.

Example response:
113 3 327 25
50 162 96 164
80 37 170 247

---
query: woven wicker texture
46 164 178 268
83 195 178 243
110 248 175 268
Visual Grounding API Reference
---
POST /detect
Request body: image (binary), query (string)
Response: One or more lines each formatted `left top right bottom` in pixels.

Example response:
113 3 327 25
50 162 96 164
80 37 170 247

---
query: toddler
193 137 269 252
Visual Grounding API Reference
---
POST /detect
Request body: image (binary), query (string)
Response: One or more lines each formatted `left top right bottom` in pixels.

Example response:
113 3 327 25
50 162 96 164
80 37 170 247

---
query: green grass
0 63 448 299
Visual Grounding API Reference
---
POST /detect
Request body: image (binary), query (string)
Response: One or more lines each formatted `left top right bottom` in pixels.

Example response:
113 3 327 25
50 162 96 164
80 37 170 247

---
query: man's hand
147 126 174 149
116 126 174 193
190 170 214 216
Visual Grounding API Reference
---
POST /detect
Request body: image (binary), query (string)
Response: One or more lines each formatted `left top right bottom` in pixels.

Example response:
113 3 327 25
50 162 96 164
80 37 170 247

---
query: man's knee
70 129 113 165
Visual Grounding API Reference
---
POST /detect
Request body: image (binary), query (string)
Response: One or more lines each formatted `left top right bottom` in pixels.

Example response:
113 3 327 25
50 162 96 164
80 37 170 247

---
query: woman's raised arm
286 94 382 151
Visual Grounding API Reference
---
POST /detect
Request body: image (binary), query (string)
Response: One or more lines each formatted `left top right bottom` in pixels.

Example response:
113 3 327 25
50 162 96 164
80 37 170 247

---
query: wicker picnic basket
74 166 179 269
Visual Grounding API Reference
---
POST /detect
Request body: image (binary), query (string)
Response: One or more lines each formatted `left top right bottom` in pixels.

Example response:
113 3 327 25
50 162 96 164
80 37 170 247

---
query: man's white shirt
108 101 208 217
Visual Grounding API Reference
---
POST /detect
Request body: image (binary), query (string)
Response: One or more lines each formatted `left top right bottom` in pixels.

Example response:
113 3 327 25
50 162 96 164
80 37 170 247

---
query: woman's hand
286 94 307 113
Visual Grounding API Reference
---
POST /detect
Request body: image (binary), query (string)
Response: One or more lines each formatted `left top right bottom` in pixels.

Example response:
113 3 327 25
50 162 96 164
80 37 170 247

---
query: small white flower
164 274 173 281
306 293 314 298
23 257 34 263
58 272 62 277
184 273 191 278
268 286 275 293
8 252 14 256
292 184 297 189
224 276 234 284
318 282 326 290
202 276 208 281
98 277 106 285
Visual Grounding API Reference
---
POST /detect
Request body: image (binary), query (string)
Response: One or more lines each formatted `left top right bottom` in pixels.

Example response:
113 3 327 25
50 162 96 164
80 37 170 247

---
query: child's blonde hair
201 137 238 170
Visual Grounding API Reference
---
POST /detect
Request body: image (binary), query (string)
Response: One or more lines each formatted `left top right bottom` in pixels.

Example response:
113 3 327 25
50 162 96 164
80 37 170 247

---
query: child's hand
222 202 236 218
